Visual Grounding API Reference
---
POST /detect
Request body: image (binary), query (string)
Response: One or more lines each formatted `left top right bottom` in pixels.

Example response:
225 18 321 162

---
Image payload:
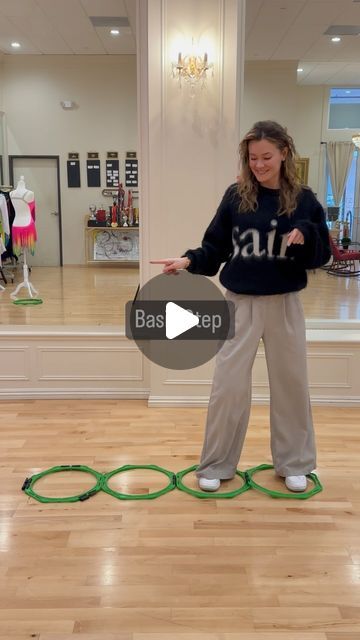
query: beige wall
2 54 137 264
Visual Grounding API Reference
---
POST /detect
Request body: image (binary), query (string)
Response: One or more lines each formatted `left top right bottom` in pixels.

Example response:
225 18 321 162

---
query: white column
136 0 246 404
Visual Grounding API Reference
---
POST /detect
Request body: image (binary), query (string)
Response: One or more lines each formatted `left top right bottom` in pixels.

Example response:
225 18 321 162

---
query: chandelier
352 134 360 149
172 48 213 96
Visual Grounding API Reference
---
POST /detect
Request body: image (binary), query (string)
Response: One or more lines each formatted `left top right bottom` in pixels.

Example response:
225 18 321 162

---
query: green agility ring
101 464 176 500
21 465 103 503
245 463 323 499
12 298 43 305
176 464 250 499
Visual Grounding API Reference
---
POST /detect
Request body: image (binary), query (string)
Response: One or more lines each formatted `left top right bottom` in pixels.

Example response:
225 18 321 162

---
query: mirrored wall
0 0 359 328
241 0 360 324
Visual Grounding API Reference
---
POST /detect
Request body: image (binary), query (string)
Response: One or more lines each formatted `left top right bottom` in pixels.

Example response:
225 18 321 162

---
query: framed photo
295 157 309 185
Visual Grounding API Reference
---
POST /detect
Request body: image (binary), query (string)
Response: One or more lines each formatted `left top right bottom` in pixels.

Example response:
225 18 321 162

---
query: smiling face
248 139 287 189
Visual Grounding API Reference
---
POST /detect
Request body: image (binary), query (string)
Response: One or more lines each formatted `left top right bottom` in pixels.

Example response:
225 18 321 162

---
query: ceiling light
297 68 304 72
11 42 21 48
331 36 341 42
110 29 120 35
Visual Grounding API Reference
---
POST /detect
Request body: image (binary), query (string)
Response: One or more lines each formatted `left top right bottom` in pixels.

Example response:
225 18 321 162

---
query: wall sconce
172 47 213 96
352 134 360 149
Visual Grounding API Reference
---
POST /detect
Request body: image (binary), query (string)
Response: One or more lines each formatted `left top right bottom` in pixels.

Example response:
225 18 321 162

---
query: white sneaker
198 477 220 492
285 475 307 492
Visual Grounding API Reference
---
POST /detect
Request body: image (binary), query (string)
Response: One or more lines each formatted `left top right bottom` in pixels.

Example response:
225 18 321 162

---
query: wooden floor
0 264 359 326
1 399 360 638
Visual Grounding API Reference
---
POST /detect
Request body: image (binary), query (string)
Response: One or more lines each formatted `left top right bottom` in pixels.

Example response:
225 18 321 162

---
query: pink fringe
12 219 37 256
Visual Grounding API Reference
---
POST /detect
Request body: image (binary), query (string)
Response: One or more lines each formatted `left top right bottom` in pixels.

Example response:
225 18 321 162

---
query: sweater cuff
293 220 313 243
181 251 195 272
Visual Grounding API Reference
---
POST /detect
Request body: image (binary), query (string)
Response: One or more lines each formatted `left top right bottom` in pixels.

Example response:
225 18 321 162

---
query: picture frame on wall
295 157 309 185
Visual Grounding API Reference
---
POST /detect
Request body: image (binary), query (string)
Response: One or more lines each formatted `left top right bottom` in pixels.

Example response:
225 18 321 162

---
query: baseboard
148 394 360 407
1 390 359 406
0 388 150 400
148 395 209 407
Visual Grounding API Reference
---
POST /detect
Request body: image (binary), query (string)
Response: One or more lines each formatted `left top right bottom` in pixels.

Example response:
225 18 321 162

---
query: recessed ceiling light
110 29 120 35
331 36 341 42
297 67 304 72
11 42 21 48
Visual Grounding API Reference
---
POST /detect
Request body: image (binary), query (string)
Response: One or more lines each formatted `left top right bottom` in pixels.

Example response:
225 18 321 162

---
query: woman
153 121 331 493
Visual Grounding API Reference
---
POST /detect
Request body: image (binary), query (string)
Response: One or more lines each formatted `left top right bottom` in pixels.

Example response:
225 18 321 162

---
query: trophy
111 200 118 227
127 190 134 226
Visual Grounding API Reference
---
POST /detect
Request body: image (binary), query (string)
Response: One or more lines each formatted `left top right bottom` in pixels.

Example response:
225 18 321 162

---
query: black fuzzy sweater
183 184 331 295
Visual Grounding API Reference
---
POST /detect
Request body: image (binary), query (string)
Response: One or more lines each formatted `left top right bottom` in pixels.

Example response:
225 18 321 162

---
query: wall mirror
0 2 138 330
0 0 359 330
242 0 360 326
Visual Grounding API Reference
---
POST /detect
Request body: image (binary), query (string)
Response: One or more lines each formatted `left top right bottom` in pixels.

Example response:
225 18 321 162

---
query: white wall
139 0 244 404
2 55 137 264
141 0 244 285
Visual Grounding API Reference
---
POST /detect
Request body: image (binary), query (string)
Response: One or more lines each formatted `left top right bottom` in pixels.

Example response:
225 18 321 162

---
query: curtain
326 141 355 206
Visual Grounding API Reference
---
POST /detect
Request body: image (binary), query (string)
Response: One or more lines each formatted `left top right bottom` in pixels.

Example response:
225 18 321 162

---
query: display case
85 217 139 264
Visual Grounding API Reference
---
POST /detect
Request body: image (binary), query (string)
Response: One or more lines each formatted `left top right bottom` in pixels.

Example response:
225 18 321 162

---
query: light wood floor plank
0 401 359 638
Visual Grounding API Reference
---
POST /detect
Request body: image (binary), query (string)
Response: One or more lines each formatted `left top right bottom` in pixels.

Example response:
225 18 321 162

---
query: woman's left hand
287 228 305 246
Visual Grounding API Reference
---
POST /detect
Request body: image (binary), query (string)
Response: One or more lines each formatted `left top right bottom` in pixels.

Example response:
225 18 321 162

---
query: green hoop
21 463 323 502
12 298 43 305
176 465 250 499
22 465 104 503
101 464 176 500
245 464 323 499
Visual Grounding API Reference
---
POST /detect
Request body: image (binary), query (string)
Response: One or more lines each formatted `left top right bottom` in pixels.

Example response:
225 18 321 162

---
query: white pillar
136 0 246 405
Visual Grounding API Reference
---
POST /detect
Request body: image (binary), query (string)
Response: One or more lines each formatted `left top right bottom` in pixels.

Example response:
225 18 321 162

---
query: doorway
9 155 63 266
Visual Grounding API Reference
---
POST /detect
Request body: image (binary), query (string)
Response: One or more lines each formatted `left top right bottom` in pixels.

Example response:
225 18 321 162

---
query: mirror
242 0 360 325
0 0 358 328
0 5 139 328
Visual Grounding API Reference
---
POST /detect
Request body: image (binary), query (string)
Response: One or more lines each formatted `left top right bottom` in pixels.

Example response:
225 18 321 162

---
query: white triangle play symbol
165 302 199 340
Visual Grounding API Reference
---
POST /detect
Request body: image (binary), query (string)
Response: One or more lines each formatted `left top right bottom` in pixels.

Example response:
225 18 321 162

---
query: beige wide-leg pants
196 291 316 479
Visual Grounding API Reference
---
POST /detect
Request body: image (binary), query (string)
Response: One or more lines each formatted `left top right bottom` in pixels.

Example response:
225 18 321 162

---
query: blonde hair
237 120 301 216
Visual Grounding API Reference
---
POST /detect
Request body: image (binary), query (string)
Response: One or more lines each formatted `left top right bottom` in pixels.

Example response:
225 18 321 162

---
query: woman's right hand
150 257 190 275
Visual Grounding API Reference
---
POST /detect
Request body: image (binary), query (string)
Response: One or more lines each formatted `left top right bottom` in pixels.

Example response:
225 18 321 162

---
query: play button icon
125 271 235 369
165 302 199 339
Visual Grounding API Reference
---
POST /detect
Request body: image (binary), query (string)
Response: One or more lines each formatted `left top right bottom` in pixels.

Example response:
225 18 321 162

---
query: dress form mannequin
9 176 39 299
